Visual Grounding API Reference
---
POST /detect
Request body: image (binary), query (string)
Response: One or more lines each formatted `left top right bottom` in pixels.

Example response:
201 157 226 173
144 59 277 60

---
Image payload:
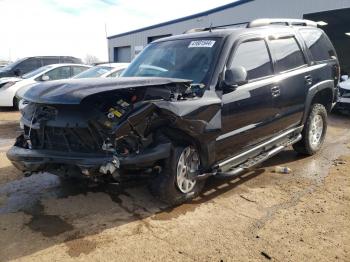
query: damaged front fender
113 90 222 168
11 77 223 177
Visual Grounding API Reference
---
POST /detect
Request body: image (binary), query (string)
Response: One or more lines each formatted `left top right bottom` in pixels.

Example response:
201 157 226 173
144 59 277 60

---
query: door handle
271 86 280 97
305 75 313 85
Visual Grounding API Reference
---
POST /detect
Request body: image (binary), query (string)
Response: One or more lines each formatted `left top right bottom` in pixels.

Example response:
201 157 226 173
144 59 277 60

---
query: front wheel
149 146 205 205
293 103 327 155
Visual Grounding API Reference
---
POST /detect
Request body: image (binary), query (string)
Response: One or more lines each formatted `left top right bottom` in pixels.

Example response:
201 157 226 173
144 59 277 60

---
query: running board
217 126 303 171
214 133 302 179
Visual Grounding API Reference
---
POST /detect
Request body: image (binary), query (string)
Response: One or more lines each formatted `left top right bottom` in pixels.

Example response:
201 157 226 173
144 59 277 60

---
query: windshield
122 38 222 85
74 66 113 78
22 65 53 79
0 57 26 72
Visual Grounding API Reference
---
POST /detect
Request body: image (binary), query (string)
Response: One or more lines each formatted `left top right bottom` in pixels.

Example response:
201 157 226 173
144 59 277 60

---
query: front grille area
26 125 104 153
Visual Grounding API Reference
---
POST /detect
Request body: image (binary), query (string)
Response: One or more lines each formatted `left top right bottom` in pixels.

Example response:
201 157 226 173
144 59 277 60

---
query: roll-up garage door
114 46 131 62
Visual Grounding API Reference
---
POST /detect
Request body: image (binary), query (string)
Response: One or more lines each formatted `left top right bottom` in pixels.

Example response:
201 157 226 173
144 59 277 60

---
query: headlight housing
18 99 29 111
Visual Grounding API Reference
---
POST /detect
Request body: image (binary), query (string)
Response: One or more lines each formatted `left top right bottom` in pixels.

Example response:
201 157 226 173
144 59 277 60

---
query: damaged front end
7 77 221 181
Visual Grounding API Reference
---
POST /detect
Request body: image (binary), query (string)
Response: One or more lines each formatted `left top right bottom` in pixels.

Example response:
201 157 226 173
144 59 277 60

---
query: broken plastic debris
273 166 291 174
333 158 346 166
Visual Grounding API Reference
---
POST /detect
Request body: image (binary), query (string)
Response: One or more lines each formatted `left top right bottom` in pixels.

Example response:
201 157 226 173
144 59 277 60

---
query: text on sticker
188 40 216 48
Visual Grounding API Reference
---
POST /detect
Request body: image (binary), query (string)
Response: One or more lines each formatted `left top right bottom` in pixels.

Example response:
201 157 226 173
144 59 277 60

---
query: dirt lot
0 108 349 262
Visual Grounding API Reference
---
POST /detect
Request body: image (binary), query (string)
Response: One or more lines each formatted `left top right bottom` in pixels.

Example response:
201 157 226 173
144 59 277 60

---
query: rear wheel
149 146 205 205
293 103 327 155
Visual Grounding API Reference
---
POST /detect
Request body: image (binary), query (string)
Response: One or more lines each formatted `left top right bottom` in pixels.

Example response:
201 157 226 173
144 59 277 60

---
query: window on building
230 39 273 80
269 37 306 72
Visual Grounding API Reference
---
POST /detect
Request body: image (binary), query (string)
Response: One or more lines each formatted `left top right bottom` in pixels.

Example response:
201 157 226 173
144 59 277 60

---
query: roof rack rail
184 28 207 34
247 18 317 28
184 22 248 34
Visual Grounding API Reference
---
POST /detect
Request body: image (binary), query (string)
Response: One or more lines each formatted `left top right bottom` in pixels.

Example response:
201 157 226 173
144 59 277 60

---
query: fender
113 90 222 169
301 79 334 124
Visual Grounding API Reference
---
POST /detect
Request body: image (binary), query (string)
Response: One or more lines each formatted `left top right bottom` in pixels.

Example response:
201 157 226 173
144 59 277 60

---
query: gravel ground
0 108 349 262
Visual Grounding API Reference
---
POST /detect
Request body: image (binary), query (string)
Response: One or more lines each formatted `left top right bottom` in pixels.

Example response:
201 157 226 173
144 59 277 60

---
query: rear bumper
6 143 172 172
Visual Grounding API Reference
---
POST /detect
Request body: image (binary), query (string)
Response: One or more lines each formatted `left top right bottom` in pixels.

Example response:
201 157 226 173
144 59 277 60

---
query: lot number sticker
188 40 216 48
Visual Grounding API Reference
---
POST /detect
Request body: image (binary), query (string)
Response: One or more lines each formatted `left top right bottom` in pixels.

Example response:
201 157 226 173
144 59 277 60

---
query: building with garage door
107 0 350 73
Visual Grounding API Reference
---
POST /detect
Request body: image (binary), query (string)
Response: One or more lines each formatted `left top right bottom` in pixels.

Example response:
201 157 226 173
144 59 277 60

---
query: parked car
0 64 90 108
335 75 350 111
8 19 339 205
0 56 83 78
73 63 129 79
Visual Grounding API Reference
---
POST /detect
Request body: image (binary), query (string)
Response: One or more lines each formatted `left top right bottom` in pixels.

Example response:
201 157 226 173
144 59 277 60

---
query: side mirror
224 66 248 87
13 68 21 76
41 75 50 81
341 75 349 82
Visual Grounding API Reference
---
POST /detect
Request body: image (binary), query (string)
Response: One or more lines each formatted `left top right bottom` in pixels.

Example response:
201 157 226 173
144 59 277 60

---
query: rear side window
230 39 273 80
269 37 306 72
72 66 87 76
43 58 60 66
299 29 336 61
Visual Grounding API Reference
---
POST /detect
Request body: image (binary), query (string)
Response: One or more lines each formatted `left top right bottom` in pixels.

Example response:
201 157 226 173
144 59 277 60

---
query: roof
44 63 90 68
107 0 254 39
98 62 130 68
152 27 245 43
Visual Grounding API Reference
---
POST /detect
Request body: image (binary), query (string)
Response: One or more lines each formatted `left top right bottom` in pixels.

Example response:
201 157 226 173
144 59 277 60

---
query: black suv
8 19 339 205
0 56 82 78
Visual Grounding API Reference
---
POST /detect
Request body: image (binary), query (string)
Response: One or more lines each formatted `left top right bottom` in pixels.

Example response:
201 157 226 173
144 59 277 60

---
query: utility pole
105 23 109 63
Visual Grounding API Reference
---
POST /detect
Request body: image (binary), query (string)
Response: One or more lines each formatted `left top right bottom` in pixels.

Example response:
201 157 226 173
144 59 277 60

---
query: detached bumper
6 143 171 172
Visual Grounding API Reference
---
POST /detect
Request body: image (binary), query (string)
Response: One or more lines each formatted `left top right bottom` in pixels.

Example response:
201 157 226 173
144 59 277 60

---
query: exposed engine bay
8 77 221 181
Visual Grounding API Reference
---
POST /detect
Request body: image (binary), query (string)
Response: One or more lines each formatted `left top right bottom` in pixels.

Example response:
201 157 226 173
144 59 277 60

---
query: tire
293 103 327 155
149 146 205 205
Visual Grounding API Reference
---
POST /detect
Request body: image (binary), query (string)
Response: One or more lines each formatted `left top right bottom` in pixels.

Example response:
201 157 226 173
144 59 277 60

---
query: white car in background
0 63 90 108
73 63 129 79
336 75 350 112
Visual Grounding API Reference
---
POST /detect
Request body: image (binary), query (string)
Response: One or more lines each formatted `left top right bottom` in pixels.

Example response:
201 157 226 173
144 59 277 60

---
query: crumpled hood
18 77 192 104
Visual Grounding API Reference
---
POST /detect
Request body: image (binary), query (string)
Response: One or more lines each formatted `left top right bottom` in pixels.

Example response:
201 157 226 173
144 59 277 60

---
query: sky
0 0 234 62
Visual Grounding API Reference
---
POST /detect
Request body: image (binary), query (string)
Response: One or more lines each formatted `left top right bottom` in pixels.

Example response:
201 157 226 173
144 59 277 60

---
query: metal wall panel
108 0 350 61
